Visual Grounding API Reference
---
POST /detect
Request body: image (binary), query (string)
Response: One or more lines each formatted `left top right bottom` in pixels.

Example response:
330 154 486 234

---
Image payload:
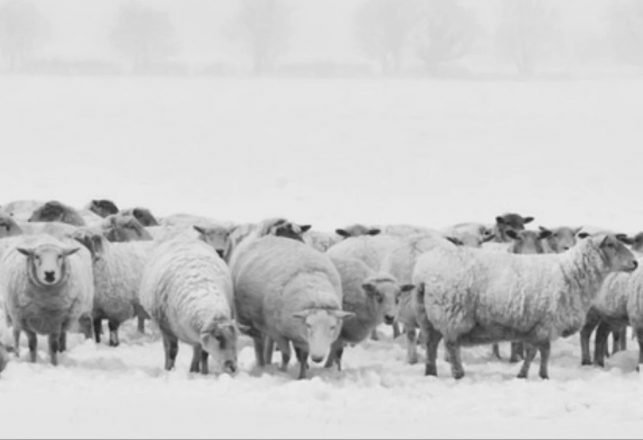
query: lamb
121 207 159 227
28 201 86 226
73 230 155 346
139 237 238 374
413 233 637 379
325 256 414 370
87 199 119 218
0 234 94 365
231 235 352 379
102 214 153 242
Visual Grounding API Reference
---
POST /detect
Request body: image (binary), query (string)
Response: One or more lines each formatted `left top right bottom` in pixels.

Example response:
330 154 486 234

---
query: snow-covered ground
2 76 643 438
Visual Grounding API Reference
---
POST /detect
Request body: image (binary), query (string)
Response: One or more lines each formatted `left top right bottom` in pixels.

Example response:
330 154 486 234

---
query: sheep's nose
384 315 395 325
44 271 56 282
310 355 324 364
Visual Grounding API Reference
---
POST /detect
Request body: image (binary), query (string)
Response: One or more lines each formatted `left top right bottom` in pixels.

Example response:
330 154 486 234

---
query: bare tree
353 0 418 75
412 0 476 74
0 0 49 72
111 1 177 73
495 0 561 77
231 0 291 75
608 0 643 66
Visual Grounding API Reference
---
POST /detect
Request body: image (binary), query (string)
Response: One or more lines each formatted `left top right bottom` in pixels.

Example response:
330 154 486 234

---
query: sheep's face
90 199 119 218
193 225 231 258
541 226 579 253
507 230 548 255
272 221 311 242
362 280 414 325
73 231 105 262
495 213 534 242
17 244 80 286
335 224 381 239
200 321 238 375
293 308 354 364
598 234 638 273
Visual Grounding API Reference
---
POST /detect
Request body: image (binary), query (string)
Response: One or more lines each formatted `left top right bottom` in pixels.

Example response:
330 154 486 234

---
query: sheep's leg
614 326 627 353
334 346 345 371
58 332 67 353
446 340 464 379
162 332 179 371
418 324 442 376
491 343 501 360
12 328 20 358
78 314 93 340
517 344 538 378
538 341 551 379
636 327 643 372
190 345 202 373
324 339 340 369
252 336 266 368
48 333 60 366
392 321 401 339
200 351 209 375
93 318 103 344
263 336 275 365
620 327 628 351
277 340 291 372
594 322 610 368
509 342 524 363
107 320 120 347
137 315 145 334
405 326 419 365
370 328 379 341
294 347 309 380
26 330 37 363
580 314 600 365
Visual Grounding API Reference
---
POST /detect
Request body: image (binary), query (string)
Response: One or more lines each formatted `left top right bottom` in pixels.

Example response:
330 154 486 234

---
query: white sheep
139 237 238 374
231 235 352 379
413 233 637 380
325 256 414 370
73 230 156 346
0 234 95 365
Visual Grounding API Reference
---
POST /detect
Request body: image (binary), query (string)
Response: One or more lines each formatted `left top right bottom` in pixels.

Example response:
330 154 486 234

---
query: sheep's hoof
594 361 605 368
509 356 521 364
424 364 437 376
540 374 549 380
637 365 640 373
452 371 465 380
108 340 119 348
581 359 592 366
407 355 418 365
517 372 528 379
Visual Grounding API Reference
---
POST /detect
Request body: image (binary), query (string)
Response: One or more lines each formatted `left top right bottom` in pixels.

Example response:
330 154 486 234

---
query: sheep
28 201 86 226
325 256 414 370
1 200 44 221
0 234 94 365
413 233 637 379
121 207 159 227
87 199 119 218
539 226 580 253
102 214 153 242
72 230 155 346
335 224 381 239
139 237 238 374
231 235 352 379
441 223 495 248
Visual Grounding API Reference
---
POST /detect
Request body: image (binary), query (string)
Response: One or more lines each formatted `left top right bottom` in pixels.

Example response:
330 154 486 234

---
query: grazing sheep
413 234 637 379
121 207 159 227
88 199 119 218
441 223 495 248
28 201 86 227
335 224 381 239
102 214 153 242
325 256 414 370
73 230 155 346
139 238 238 374
0 234 94 365
539 226 580 253
232 235 352 379
1 200 44 221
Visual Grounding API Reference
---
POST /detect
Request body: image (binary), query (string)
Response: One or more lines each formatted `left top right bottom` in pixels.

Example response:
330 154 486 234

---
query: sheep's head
595 234 638 273
103 214 151 242
193 225 232 259
507 229 549 255
539 226 579 253
362 278 414 326
72 230 106 262
0 213 22 238
28 201 67 223
292 308 354 364
495 213 534 242
128 207 158 227
335 224 381 239
17 244 80 287
271 220 311 242
200 319 239 375
89 199 119 218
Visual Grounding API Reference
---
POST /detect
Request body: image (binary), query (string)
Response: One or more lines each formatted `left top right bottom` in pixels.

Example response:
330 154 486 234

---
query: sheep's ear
367 228 381 236
193 225 206 235
506 230 519 239
495 216 505 225
335 229 349 238
616 234 634 245
361 282 378 296
573 227 582 235
538 228 552 239
299 224 312 233
578 232 590 239
400 284 415 293
445 236 463 246
62 247 81 257
292 309 313 320
331 310 355 320
482 233 496 243
523 216 534 224
16 247 34 258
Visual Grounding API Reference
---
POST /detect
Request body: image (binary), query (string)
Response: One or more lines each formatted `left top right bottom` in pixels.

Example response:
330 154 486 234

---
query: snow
2 75 643 437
